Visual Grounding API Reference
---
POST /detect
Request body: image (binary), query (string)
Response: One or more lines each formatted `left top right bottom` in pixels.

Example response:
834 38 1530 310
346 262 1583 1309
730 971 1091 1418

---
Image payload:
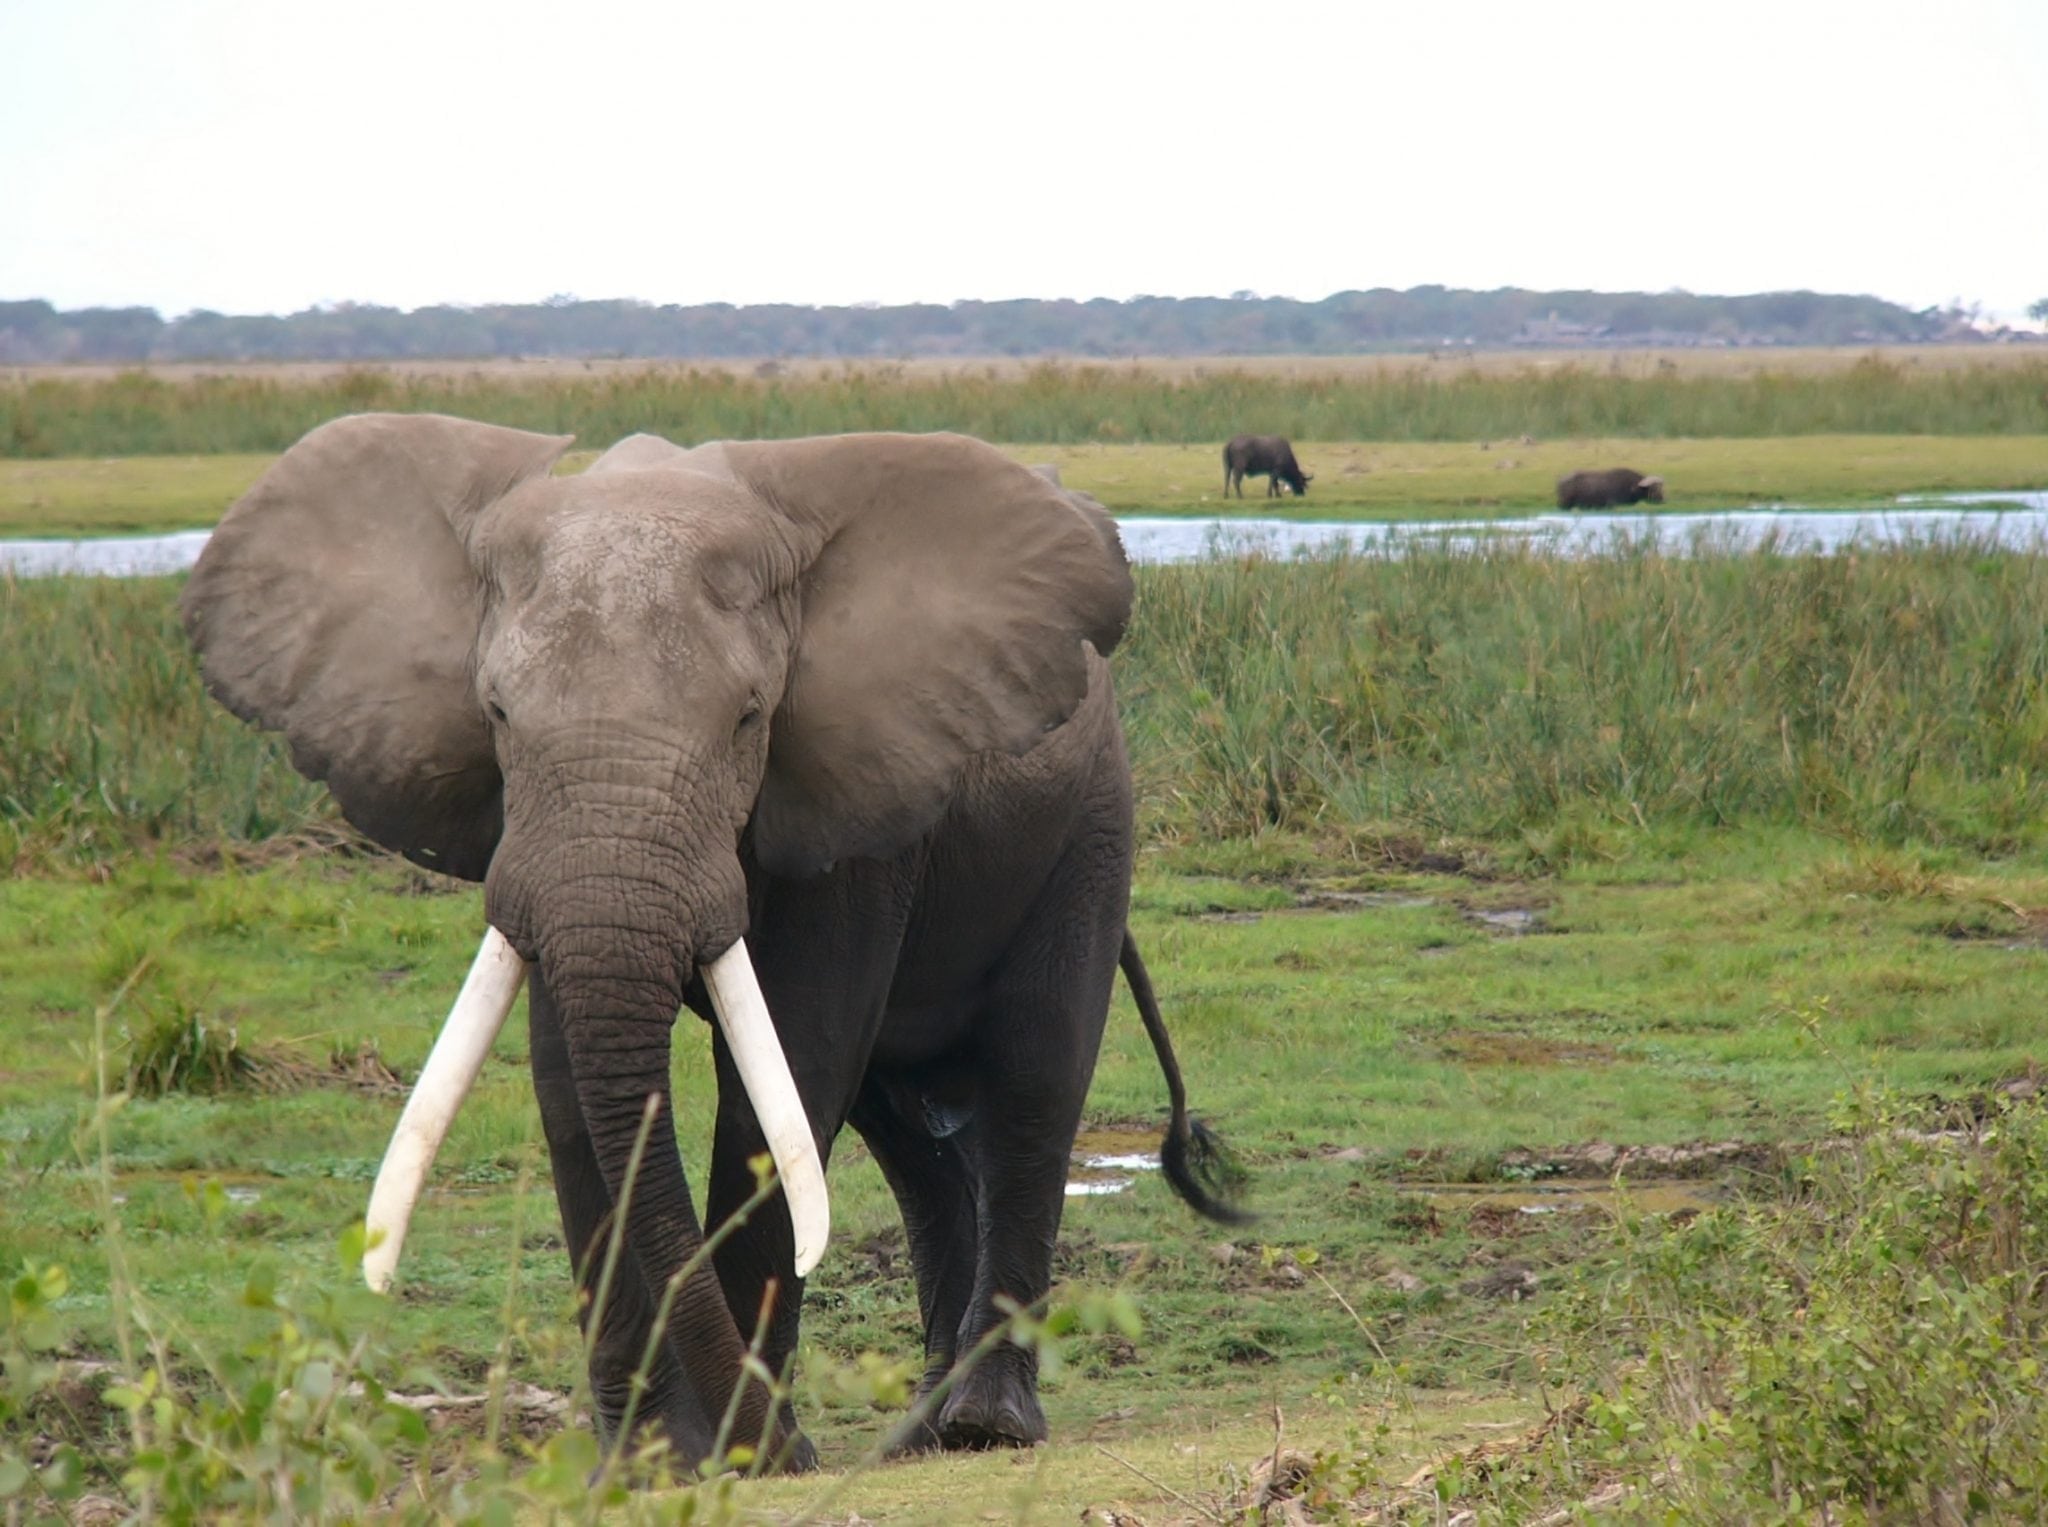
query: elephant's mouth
358 927 829 1292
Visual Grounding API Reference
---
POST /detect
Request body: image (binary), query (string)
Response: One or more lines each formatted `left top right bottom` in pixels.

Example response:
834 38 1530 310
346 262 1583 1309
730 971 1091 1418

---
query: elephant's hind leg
932 867 1124 1450
847 1068 982 1454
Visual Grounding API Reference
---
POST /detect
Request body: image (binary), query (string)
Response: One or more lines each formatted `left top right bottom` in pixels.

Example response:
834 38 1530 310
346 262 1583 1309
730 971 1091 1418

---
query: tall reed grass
5 356 2045 457
9 538 2048 870
1 577 332 867
1119 532 2048 850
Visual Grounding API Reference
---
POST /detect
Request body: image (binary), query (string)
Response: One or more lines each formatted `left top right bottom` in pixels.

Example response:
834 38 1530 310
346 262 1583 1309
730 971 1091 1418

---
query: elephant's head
180 413 1132 1459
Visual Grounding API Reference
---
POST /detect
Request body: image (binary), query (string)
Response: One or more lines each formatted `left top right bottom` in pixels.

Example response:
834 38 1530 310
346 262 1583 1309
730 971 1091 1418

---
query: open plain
4 356 2048 1521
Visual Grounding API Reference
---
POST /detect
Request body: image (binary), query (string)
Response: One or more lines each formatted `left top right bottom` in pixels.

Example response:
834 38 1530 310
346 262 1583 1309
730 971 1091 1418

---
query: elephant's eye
737 699 764 732
486 698 508 725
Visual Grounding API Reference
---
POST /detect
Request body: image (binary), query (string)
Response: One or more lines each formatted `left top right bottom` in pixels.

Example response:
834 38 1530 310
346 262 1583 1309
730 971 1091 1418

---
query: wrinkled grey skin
181 416 1227 1473
1556 467 1665 510
1222 434 1312 498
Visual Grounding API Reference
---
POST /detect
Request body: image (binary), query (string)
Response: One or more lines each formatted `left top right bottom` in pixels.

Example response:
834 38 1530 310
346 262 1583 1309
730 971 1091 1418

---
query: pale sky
3 0 2044 323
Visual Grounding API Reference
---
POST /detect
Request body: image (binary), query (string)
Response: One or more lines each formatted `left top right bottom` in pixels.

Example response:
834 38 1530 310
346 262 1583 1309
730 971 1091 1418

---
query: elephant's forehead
539 513 698 615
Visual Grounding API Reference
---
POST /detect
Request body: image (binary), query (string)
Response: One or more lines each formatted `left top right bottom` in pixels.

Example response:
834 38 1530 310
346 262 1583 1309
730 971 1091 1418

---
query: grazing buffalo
1556 468 1665 510
1223 435 1312 498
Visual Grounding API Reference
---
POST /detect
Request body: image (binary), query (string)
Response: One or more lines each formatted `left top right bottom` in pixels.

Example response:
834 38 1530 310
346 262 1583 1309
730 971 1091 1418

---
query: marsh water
5 493 2048 578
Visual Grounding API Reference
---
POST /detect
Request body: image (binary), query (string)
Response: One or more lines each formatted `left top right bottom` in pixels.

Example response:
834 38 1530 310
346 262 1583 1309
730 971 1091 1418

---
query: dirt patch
1424 1178 1722 1233
1291 888 1435 913
1195 887 1438 925
1492 1138 1780 1179
1460 1262 1542 1300
1465 1202 1546 1240
165 821 374 874
1436 1031 1614 1067
1362 834 1493 880
1936 905 2048 948
1388 1196 1445 1239
840 1225 909 1286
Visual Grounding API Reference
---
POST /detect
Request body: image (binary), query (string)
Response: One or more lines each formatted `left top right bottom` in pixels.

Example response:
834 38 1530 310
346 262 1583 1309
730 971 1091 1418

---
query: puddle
0 528 214 578
10 493 2048 580
1406 1178 1719 1217
1465 906 1542 934
1066 1130 1160 1198
1081 1152 1158 1173
1066 1178 1133 1197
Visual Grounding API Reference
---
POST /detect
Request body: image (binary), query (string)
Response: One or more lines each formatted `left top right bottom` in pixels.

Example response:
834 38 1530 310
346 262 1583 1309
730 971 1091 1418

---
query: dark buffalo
1223 435 1312 498
1556 468 1665 510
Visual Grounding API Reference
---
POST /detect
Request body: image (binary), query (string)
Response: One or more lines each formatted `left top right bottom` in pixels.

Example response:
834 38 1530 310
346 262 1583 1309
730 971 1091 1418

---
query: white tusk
363 925 529 1292
700 940 831 1277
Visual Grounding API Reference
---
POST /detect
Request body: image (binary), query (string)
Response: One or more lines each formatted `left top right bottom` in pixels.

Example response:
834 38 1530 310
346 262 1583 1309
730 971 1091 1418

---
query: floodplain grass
6 831 2047 1519
4 352 2046 457
12 431 2048 540
16 541 2048 873
7 434 2046 538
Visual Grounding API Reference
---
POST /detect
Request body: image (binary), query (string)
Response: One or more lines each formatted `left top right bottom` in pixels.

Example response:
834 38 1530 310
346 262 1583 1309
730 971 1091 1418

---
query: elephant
180 414 1244 1475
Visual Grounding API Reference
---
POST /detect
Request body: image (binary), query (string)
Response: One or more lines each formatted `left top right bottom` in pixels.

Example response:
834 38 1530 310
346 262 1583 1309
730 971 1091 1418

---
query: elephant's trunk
359 799 829 1464
360 928 828 1293
540 954 779 1460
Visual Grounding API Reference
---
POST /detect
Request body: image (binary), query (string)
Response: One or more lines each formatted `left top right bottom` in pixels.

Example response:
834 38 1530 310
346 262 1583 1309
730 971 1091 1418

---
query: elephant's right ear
180 413 572 880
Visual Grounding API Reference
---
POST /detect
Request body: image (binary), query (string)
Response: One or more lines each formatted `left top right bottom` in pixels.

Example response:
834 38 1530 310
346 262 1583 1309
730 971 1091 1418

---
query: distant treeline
0 288 1957 365
7 358 2046 457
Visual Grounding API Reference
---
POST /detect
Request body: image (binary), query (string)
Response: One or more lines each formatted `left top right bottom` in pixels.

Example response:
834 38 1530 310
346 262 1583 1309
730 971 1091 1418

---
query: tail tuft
1161 1117 1256 1225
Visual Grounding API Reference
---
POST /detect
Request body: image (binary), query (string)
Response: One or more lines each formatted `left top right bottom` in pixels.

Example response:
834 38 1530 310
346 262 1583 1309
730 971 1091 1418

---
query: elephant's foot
881 1368 954 1458
767 1428 821 1474
589 1388 818 1476
932 1361 1047 1451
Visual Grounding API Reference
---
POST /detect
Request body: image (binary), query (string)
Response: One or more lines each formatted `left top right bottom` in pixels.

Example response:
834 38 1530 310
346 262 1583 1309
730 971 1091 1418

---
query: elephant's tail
1121 931 1254 1224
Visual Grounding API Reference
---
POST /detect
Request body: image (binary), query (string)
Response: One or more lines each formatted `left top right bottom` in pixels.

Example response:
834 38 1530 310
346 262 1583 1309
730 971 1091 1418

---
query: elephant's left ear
719 433 1132 875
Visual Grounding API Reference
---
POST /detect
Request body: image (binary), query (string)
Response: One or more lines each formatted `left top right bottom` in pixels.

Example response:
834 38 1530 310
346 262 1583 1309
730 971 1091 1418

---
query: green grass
10 532 2048 1513
4 355 2046 458
4 830 2043 1518
6 435 2043 538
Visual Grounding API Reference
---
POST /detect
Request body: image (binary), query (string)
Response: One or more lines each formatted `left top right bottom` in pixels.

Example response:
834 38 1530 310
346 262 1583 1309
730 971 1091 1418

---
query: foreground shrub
1506 1092 2048 1523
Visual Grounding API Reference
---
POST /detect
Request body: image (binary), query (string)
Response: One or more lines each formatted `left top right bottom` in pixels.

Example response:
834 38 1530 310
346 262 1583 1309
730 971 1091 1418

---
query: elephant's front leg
701 1034 849 1464
698 856 917 1460
528 974 720 1452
